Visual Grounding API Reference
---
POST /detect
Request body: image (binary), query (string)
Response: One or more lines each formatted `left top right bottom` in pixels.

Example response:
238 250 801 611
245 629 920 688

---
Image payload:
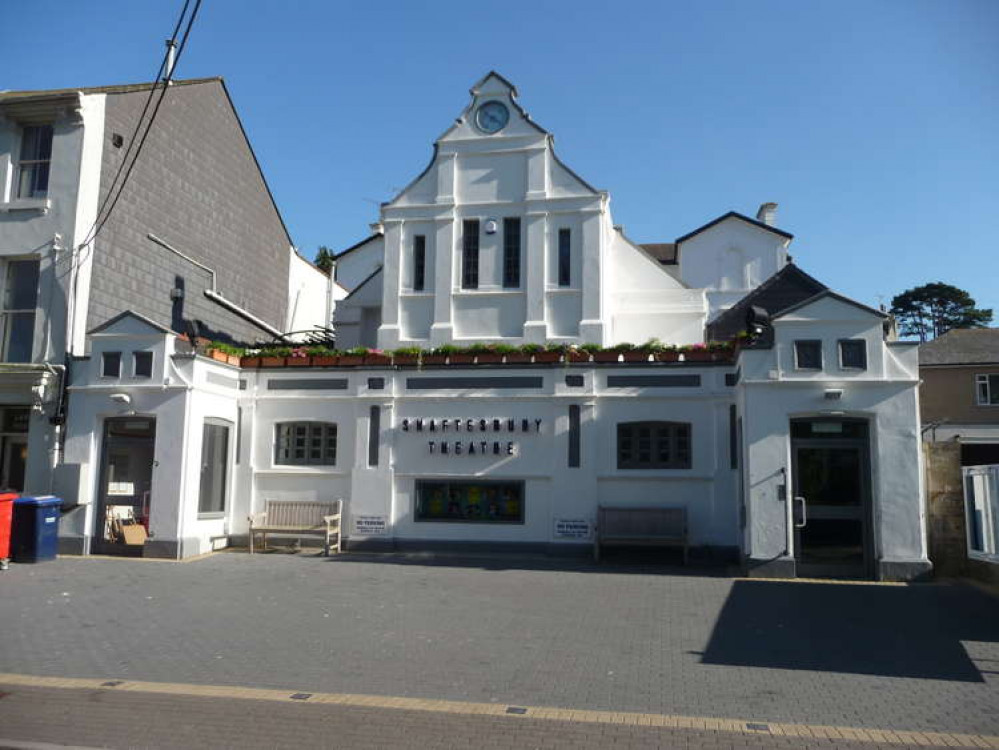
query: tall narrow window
198 419 231 516
368 406 381 467
17 125 53 199
462 219 480 289
1 259 40 363
568 404 581 468
503 218 521 288
412 235 426 291
558 228 571 287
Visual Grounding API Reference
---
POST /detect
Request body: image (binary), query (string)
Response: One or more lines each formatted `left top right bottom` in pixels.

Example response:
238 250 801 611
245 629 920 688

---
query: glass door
791 419 872 579
94 417 156 556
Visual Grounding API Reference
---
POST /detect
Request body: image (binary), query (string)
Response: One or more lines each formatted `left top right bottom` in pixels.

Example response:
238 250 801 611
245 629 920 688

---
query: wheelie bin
11 495 62 563
0 492 17 570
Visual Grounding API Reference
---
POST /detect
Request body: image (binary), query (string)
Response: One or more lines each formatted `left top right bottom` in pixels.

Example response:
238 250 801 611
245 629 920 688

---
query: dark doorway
93 417 156 556
790 418 873 579
0 406 30 491
961 442 999 467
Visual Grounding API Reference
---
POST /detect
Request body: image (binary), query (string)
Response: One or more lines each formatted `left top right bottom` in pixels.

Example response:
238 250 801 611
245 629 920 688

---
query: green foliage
314 246 335 275
208 341 245 356
519 343 544 353
305 345 337 356
890 282 993 341
464 342 496 354
259 346 292 357
611 341 635 351
346 346 371 356
391 346 423 357
545 342 568 353
491 343 518 354
433 344 461 355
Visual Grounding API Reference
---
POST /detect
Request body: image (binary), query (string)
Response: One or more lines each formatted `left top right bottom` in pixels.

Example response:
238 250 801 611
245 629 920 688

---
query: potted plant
427 344 461 365
446 345 475 365
708 340 735 362
568 344 595 363
594 342 634 363
654 345 680 363
622 341 651 363
260 346 290 367
241 350 262 368
533 342 563 363
339 347 368 366
518 343 544 363
391 346 422 366
503 344 532 364
467 342 503 364
681 343 712 362
206 341 244 366
286 346 312 366
308 346 339 367
362 348 390 365
491 343 519 364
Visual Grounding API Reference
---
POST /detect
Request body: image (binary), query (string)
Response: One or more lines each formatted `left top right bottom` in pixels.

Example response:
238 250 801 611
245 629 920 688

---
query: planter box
364 354 391 366
503 353 532 364
240 356 261 368
654 351 680 363
534 351 562 363
681 350 712 362
338 355 364 366
392 355 419 366
448 354 475 365
260 356 285 368
475 354 504 364
286 357 311 366
593 351 621 363
421 354 447 365
311 356 338 367
622 350 651 363
567 351 591 363
208 350 229 364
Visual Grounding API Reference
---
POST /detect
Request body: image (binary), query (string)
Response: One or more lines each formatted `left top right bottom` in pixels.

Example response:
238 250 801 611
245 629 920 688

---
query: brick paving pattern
0 553 997 741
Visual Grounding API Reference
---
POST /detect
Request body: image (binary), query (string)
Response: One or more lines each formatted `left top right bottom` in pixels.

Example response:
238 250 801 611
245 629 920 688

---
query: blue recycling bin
11 496 62 563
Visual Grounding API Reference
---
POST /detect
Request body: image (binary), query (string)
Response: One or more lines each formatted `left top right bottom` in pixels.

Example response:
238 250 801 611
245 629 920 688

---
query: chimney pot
756 202 778 226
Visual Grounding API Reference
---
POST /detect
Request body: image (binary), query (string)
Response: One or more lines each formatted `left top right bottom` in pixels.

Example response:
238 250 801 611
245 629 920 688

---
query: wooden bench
593 506 688 563
248 499 343 555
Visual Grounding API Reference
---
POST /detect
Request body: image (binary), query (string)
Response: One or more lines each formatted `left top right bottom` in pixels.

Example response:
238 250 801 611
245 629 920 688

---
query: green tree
889 282 993 341
314 246 334 275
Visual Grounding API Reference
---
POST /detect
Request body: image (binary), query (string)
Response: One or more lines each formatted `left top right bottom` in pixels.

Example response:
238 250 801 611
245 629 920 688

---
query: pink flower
290 347 308 358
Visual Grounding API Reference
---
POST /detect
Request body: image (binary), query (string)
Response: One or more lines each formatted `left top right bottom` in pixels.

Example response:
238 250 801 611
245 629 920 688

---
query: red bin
0 492 18 570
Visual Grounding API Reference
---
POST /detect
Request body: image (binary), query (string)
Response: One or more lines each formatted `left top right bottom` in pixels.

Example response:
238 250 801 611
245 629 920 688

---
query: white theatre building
55 72 929 580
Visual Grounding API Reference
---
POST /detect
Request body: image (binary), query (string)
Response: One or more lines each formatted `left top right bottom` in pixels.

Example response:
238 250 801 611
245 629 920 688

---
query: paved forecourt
0 552 997 740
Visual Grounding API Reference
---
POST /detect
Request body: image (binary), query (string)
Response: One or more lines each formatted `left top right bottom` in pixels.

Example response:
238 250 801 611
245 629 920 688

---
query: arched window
275 422 337 466
617 421 691 469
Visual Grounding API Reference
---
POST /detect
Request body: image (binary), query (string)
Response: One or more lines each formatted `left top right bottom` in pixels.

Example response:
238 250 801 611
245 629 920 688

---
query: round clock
475 100 509 134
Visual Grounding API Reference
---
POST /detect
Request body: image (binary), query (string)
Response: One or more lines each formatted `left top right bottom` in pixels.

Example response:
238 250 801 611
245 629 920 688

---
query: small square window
794 340 822 370
839 339 867 370
133 351 153 378
101 352 121 378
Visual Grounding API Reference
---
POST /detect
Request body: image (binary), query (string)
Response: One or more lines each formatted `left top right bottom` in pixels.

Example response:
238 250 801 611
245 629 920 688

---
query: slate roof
919 329 999 366
0 77 221 101
706 263 827 342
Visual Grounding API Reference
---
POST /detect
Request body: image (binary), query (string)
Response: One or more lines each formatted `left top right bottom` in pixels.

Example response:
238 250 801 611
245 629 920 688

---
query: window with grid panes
617 421 691 469
275 422 337 466
461 220 480 289
503 218 520 288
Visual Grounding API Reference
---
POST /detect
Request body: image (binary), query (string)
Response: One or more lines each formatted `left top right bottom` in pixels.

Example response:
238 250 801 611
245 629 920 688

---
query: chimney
756 202 778 227
164 39 178 81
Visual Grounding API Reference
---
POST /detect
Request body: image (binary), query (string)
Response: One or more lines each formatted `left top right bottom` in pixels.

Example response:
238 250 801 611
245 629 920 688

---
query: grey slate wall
87 79 290 344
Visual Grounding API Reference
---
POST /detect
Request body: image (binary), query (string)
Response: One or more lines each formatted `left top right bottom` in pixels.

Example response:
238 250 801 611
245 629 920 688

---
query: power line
78 0 202 251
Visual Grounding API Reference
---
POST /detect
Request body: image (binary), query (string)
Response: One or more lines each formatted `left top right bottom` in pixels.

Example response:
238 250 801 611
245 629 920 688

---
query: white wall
286 248 338 336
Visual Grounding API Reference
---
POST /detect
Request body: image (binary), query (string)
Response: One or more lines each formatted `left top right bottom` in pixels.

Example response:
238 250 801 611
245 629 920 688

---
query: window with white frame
275 422 337 466
1 259 40 363
17 125 54 199
976 374 999 406
964 465 999 560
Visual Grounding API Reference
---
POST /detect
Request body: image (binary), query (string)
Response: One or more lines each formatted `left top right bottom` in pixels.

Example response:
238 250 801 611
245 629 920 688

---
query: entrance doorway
0 406 30 491
791 418 873 579
94 416 156 556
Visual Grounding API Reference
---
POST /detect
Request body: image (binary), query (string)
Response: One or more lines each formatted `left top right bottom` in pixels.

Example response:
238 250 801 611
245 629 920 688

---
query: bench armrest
248 511 268 527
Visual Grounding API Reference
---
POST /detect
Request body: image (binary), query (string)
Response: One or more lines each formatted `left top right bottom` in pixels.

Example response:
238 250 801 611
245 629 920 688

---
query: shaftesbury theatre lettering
400 417 543 456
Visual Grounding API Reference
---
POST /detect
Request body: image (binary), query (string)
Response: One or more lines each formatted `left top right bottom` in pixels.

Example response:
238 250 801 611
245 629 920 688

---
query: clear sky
4 0 997 316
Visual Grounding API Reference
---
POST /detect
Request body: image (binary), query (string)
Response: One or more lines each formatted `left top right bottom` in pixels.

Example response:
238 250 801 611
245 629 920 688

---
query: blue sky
4 0 997 316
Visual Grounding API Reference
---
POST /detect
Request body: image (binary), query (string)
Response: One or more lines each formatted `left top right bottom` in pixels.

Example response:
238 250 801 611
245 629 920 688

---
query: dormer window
16 125 53 199
102 352 122 378
133 351 153 378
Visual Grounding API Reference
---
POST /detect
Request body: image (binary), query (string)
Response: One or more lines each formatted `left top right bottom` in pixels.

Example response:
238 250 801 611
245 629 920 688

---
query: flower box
260 356 285 368
286 356 311 366
567 350 591 363
503 352 532 364
622 350 651 363
338 355 364 366
681 350 713 362
209 350 229 363
448 353 475 364
311 356 338 367
421 354 447 365
392 354 419 366
533 351 562 363
364 354 391 366
475 353 504 364
240 356 261 368
654 351 680 363
593 351 621 363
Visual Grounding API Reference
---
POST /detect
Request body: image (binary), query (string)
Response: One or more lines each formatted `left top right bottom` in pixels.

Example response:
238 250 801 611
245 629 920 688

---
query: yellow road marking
0 672 995 748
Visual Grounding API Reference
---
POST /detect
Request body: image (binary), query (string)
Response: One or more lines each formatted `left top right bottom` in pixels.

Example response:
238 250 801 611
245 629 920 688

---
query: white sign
554 518 591 540
353 515 388 536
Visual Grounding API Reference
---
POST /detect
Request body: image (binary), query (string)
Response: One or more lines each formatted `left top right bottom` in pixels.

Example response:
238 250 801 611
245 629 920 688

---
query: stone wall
924 441 968 577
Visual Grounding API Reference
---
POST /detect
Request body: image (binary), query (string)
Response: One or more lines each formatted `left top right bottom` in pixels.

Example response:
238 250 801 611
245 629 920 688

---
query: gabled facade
0 77 331 494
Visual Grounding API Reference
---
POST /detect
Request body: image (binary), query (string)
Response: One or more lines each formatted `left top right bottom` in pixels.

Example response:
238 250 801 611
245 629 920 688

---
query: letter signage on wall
398 416 543 457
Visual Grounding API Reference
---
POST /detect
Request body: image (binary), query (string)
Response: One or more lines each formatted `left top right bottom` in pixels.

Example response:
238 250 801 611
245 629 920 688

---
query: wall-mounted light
109 393 132 406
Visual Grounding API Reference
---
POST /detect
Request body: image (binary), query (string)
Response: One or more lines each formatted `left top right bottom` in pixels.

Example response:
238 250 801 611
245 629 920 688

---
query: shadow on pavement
700 579 999 682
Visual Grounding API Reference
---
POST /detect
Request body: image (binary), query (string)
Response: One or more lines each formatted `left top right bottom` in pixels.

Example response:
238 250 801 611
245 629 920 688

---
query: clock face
475 100 509 134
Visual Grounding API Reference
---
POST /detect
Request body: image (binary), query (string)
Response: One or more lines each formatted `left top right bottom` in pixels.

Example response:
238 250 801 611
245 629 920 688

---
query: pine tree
889 282 992 341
